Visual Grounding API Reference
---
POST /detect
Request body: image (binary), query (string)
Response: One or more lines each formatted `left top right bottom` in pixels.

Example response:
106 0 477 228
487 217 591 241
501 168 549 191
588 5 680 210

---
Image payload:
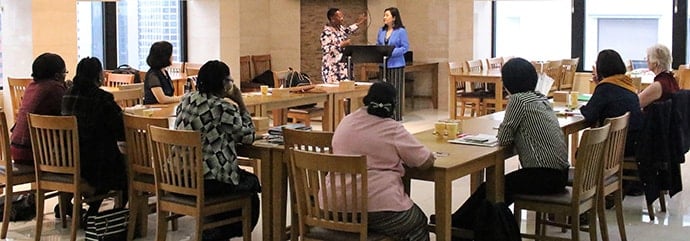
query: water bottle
184 77 192 94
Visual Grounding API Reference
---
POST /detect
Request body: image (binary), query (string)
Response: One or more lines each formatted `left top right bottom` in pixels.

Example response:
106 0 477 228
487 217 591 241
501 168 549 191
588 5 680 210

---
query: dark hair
381 7 405 30
72 57 104 87
31 52 66 81
146 41 173 69
501 57 538 94
196 60 231 95
363 81 396 118
596 49 627 80
327 8 339 22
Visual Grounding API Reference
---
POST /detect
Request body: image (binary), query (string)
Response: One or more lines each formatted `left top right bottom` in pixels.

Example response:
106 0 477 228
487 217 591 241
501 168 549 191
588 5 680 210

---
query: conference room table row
231 108 587 241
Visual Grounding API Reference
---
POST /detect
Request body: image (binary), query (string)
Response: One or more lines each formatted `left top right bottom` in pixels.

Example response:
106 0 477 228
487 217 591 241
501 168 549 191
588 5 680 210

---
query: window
77 1 105 61
584 0 673 70
494 0 572 61
117 0 183 71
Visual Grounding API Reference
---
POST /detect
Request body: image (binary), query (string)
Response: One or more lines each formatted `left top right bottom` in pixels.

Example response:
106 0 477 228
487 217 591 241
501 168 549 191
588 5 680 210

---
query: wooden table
357 62 439 109
449 70 503 119
310 84 371 131
406 111 586 241
169 73 188 96
243 92 330 126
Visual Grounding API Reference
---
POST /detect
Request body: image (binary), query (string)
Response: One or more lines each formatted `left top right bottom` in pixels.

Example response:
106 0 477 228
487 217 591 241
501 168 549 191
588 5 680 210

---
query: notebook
448 134 499 147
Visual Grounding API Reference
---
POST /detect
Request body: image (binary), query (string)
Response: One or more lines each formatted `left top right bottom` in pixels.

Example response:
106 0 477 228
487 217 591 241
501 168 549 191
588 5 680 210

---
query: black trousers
202 180 261 241
451 168 567 228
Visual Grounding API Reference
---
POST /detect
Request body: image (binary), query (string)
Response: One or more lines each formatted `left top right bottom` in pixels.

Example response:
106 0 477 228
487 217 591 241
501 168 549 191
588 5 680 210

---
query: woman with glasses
174 60 259 241
10 52 68 166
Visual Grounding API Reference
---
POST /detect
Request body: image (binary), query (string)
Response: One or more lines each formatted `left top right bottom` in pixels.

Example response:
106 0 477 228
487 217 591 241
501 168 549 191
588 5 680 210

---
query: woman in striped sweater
447 58 570 230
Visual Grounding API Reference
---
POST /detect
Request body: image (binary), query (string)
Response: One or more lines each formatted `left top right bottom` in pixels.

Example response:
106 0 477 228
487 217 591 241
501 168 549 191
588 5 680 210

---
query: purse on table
85 208 129 241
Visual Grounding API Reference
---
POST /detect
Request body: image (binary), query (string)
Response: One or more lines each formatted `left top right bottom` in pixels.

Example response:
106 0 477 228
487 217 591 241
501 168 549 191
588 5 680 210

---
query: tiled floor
4 104 690 240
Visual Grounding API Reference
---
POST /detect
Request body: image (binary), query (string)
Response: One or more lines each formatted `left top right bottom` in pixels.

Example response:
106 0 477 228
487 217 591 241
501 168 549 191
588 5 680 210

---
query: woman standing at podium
320 8 367 83
377 7 409 121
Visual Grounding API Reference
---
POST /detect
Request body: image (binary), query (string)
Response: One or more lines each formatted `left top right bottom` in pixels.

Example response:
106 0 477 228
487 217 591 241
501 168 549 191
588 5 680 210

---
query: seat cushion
159 191 252 206
514 187 574 205
306 227 391 241
0 163 35 176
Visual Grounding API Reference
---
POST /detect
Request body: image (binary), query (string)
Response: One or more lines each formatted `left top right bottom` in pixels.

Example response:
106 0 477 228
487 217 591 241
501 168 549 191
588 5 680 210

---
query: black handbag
234 168 262 193
85 208 129 241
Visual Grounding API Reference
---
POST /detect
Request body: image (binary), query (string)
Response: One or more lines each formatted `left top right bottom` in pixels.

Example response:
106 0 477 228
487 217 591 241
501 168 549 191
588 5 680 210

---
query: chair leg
156 210 168 241
243 198 252 241
127 192 140 241
58 193 69 228
34 190 45 241
195 215 204 241
588 208 598 241
598 190 610 241
1 186 12 239
71 193 82 241
170 214 179 231
659 191 667 212
614 190 627 241
571 210 580 241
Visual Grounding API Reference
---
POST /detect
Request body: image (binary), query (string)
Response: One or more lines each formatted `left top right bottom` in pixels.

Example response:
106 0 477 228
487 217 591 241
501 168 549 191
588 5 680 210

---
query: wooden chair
185 62 203 76
450 61 481 119
123 114 178 241
543 60 564 95
0 110 35 239
289 149 392 241
118 83 145 90
481 57 507 115
113 88 145 108
560 58 580 91
485 57 503 70
8 77 32 119
251 54 272 78
283 128 334 241
675 68 690 89
166 61 185 74
104 72 135 88
148 126 253 241
596 112 629 241
240 55 259 92
513 124 610 241
28 114 122 241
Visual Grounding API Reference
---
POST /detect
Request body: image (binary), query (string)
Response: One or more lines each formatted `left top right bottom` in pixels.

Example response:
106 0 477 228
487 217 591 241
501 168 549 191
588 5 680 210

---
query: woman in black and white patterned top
447 58 569 230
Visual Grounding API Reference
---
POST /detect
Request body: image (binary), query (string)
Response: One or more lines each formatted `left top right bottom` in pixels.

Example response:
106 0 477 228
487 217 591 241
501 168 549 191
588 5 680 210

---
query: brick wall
300 0 368 83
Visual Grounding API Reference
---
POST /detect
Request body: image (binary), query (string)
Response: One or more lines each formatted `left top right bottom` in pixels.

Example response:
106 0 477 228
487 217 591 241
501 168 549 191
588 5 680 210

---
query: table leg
495 81 504 111
485 153 505 203
258 149 274 241
272 149 288 241
432 64 439 109
435 173 452 241
450 76 458 119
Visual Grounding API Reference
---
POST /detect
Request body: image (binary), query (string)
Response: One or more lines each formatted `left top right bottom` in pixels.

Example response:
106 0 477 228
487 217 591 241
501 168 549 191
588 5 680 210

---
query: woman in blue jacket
377 7 409 121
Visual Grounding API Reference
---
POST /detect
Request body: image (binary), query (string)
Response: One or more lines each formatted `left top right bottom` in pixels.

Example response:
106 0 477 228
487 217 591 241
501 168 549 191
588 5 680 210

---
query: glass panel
77 1 105 61
585 0 672 71
494 0 571 62
117 0 182 71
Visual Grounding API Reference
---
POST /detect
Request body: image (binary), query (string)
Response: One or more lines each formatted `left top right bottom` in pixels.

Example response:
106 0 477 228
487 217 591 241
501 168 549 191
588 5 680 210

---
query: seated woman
332 82 435 241
10 53 68 166
144 40 182 104
581 49 643 157
174 60 259 240
638 44 679 108
61 57 128 217
450 58 569 230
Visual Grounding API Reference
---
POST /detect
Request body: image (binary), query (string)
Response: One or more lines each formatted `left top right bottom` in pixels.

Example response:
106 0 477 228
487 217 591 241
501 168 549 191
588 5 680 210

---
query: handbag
85 208 129 241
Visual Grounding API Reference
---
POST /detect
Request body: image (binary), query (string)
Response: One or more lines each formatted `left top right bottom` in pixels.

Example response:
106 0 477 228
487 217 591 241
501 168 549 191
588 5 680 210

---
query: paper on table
535 73 554 96
448 133 499 147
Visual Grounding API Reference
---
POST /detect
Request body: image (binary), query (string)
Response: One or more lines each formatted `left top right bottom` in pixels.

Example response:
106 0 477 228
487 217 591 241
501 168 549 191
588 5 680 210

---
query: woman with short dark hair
447 58 569 231
175 60 259 240
144 41 181 104
10 52 68 166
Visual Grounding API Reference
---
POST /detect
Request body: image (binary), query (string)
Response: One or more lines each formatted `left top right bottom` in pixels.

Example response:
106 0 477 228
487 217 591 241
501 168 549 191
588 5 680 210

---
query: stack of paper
448 134 499 147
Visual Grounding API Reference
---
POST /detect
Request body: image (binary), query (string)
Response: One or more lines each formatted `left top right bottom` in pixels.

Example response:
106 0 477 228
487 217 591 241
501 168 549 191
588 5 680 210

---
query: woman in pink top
332 82 435 241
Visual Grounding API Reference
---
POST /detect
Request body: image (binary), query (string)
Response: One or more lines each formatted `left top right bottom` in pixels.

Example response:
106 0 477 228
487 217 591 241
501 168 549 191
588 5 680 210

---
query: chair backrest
601 112 630 180
283 128 334 154
185 63 203 76
572 123 610 204
166 61 185 74
252 54 272 77
486 57 503 70
449 61 463 74
27 114 81 181
543 60 563 92
8 77 32 118
290 149 369 240
112 88 144 108
559 58 579 90
675 68 690 89
0 111 13 178
240 55 252 83
148 125 204 199
118 83 144 91
465 59 483 72
123 114 169 189
105 72 135 87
